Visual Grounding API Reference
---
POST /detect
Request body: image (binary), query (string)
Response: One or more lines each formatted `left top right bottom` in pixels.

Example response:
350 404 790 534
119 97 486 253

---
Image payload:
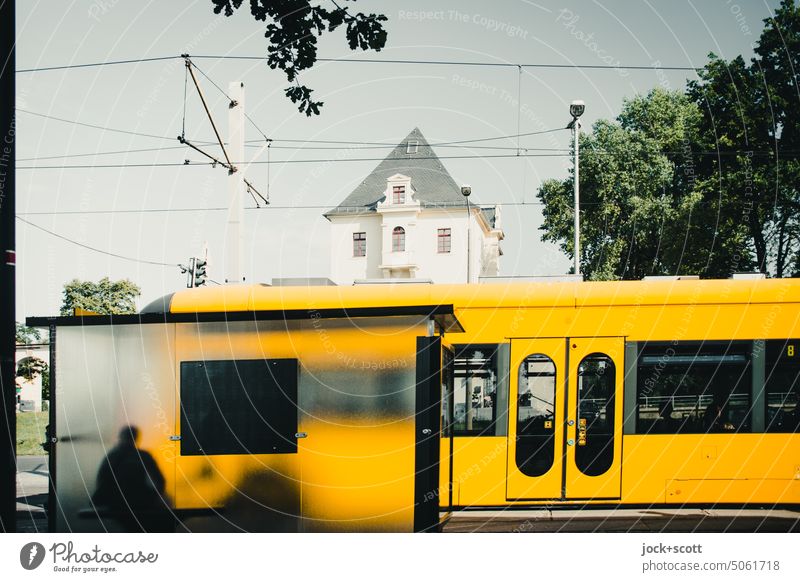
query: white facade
328 173 503 285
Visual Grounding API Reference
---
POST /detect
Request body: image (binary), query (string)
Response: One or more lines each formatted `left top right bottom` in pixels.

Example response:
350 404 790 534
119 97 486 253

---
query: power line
18 147 796 170
17 161 210 170
16 107 570 149
16 144 569 162
16 108 178 141
15 152 570 170
17 145 189 162
16 216 179 267
15 55 177 73
187 59 272 143
15 54 702 73
16 198 787 217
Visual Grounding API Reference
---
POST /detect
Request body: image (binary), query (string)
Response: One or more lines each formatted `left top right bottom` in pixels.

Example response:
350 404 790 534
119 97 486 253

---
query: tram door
564 337 624 500
506 338 566 500
507 337 624 501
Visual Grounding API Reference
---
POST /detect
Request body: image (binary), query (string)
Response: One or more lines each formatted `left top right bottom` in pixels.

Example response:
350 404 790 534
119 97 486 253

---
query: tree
211 0 388 116
538 0 800 279
15 322 42 345
60 277 141 316
538 88 714 280
16 358 46 382
687 0 800 277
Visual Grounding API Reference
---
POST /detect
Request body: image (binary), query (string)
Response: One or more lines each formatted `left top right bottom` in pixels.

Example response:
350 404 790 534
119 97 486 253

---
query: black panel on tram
180 358 298 456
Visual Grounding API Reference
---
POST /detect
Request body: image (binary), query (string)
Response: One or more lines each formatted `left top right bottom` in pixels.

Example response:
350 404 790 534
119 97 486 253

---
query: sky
13 0 780 319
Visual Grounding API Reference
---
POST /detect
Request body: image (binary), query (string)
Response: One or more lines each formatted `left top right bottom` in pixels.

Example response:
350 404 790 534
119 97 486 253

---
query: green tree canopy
211 0 388 116
538 0 800 279
15 322 42 345
686 0 800 277
60 277 141 316
539 88 711 280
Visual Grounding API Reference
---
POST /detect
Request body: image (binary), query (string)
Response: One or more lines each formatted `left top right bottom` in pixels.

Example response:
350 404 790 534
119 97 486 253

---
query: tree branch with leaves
210 0 388 116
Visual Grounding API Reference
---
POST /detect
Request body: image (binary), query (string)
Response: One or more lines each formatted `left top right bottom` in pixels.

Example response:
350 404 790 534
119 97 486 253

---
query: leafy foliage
16 357 46 382
539 89 707 280
210 0 388 116
538 0 800 279
60 277 141 316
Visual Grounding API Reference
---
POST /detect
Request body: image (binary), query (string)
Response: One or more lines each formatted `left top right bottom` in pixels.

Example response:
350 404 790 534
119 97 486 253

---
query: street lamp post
569 100 585 278
461 185 472 283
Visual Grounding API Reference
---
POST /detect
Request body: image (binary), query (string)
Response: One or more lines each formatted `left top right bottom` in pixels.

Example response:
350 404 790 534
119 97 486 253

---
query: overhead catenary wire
15 54 704 73
16 216 179 267
15 198 784 216
17 148 797 170
187 58 272 143
16 108 179 141
16 107 572 150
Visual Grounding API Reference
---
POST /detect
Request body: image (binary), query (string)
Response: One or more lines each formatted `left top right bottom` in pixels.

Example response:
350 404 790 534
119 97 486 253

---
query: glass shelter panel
54 324 177 532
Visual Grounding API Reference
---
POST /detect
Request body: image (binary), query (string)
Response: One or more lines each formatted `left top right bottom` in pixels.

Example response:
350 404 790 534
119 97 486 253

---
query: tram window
516 354 556 477
453 345 499 436
441 348 454 438
575 354 615 477
765 340 800 433
635 342 752 434
180 359 298 456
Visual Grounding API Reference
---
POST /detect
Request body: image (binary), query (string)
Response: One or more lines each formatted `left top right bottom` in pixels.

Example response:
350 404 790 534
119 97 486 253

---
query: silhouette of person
702 390 735 433
655 400 678 434
92 425 173 532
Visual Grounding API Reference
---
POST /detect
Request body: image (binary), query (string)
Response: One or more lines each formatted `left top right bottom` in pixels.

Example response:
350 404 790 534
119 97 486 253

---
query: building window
406 140 419 154
392 226 405 252
635 342 752 434
392 185 406 204
437 228 451 253
353 232 366 257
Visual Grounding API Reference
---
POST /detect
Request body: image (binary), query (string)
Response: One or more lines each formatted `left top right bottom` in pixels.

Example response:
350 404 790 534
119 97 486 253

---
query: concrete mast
225 81 245 283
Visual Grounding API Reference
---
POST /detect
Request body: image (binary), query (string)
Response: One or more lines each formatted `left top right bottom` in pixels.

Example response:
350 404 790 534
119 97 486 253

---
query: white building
325 128 504 285
15 342 48 412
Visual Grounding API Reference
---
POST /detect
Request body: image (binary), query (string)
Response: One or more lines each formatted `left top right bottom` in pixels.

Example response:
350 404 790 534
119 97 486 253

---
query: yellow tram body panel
167 279 800 509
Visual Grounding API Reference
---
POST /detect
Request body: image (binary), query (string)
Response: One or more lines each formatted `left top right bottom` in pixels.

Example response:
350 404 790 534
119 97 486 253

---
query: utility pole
461 185 472 284
569 100 585 278
0 0 16 532
573 118 580 277
225 82 245 284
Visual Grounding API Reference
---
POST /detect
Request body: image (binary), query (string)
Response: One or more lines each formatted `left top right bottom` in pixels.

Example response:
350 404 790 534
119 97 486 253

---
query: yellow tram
30 277 800 532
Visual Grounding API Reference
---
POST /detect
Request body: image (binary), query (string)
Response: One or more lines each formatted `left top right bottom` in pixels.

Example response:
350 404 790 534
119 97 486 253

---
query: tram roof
27 278 799 329
166 278 798 312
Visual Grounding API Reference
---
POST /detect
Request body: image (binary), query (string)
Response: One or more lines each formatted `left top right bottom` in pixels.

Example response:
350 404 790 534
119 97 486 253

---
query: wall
329 208 498 284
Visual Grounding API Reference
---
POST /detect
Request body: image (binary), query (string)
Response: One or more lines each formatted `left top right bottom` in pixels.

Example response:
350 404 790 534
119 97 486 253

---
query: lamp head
570 100 585 119
461 184 472 197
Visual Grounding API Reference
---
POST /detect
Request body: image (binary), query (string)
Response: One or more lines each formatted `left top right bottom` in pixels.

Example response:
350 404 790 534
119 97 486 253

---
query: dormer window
392 185 406 204
406 140 419 154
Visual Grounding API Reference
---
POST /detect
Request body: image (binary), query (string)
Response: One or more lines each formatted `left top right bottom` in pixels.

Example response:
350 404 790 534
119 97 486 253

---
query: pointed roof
324 128 469 217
